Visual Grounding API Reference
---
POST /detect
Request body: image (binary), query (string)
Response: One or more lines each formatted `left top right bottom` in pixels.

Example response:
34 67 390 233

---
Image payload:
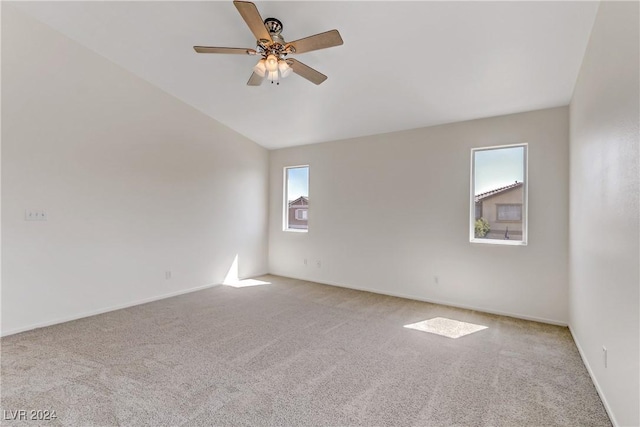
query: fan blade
288 59 327 85
233 1 272 43
287 30 343 54
194 46 257 55
247 72 264 86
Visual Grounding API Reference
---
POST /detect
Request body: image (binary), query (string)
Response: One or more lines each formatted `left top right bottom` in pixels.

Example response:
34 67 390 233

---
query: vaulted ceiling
12 1 599 149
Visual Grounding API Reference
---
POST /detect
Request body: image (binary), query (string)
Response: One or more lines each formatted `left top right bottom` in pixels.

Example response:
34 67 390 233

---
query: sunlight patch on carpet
404 317 488 339
223 278 271 288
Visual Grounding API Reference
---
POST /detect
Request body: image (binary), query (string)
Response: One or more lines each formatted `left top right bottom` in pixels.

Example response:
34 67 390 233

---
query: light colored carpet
1 275 610 426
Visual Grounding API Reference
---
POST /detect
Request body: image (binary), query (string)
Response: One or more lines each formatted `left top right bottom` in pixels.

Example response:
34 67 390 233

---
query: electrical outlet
434 275 439 285
304 258 308 266
316 260 321 268
602 346 607 368
165 271 172 280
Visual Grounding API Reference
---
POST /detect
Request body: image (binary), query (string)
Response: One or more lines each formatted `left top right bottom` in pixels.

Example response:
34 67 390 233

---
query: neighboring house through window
471 144 527 244
284 165 309 231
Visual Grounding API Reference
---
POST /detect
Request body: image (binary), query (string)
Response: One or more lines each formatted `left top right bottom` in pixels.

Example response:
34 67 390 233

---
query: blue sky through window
474 146 524 195
287 166 309 201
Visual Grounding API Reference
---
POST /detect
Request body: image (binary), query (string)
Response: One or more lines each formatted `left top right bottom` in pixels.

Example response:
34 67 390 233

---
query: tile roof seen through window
288 196 308 206
474 181 523 202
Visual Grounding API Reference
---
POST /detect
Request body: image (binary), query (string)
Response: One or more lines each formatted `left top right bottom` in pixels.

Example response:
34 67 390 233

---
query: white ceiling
13 1 599 149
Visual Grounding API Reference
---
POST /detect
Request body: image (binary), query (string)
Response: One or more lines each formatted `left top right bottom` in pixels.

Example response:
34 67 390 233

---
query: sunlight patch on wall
404 317 488 339
223 254 240 285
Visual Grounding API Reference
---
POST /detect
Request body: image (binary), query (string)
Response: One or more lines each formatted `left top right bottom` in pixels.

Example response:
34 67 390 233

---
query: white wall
569 1 639 425
270 107 570 324
1 5 269 335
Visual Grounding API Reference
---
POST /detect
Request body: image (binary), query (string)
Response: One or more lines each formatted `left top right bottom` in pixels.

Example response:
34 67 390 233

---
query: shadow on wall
222 254 271 288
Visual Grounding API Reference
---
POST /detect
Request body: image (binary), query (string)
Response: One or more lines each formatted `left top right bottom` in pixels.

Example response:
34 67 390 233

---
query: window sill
470 238 527 246
284 229 308 233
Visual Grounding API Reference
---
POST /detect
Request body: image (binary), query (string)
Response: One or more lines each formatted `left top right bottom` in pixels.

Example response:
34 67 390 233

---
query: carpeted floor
1 275 611 426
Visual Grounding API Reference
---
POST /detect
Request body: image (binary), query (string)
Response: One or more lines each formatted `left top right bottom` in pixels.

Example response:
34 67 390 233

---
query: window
284 165 309 231
470 144 527 245
496 204 522 221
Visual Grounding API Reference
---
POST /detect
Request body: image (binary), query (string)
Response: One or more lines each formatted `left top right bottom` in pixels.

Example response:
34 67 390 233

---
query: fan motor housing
264 18 282 34
264 18 285 44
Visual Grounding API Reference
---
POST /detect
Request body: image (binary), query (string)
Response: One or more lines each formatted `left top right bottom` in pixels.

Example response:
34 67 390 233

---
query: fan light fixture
266 54 278 71
253 59 267 77
254 54 291 84
278 60 292 78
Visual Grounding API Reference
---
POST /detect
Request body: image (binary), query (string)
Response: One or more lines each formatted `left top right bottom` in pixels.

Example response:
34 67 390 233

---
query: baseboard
568 325 617 427
269 271 568 327
1 282 222 338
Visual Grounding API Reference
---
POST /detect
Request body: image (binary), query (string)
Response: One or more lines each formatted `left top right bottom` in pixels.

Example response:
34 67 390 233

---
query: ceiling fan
194 1 343 86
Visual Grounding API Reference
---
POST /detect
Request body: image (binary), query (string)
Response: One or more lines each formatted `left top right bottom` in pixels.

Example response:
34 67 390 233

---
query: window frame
283 165 309 233
469 143 528 246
